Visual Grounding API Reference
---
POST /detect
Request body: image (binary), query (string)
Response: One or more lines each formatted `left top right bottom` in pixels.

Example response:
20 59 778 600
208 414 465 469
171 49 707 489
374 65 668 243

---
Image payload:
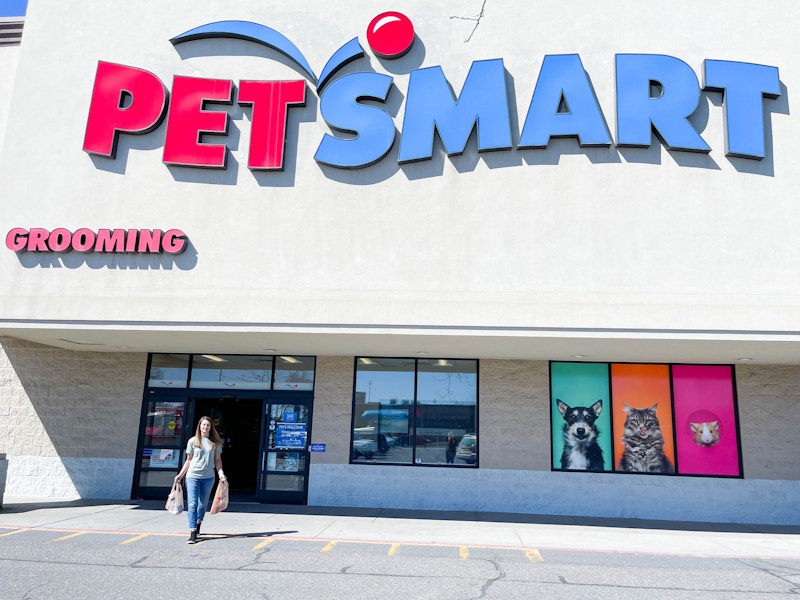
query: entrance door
194 397 262 501
257 398 312 504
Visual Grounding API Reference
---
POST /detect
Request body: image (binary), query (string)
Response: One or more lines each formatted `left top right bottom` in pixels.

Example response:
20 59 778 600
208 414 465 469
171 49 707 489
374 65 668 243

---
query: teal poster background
550 362 612 470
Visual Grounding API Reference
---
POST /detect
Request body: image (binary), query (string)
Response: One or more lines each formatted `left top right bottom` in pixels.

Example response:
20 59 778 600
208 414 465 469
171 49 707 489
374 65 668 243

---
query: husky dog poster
550 362 612 471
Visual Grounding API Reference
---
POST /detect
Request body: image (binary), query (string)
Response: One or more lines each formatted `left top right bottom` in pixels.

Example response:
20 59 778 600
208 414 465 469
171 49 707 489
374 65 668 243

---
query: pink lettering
83 62 168 158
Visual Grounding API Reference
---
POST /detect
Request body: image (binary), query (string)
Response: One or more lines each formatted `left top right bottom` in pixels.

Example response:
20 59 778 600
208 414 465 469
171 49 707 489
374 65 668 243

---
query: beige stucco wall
479 359 551 470
0 343 797 501
307 357 800 482
2 0 800 357
0 336 145 497
478 360 800 480
737 364 800 480
309 355 354 465
0 43 20 164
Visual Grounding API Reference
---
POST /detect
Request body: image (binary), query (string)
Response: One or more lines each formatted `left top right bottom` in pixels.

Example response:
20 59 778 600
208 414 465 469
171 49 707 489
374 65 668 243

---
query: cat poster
550 362 613 471
672 365 741 477
611 364 676 474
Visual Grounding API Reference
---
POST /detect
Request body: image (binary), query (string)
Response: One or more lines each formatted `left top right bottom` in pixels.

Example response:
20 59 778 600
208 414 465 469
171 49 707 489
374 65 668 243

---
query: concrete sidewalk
1 496 799 559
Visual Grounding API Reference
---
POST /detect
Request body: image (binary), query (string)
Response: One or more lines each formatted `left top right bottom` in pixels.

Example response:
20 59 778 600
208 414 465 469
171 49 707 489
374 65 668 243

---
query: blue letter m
398 59 512 163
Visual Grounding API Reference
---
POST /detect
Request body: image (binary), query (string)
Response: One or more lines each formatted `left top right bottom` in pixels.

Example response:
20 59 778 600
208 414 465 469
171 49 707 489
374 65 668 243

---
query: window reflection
353 358 414 463
148 354 189 387
146 354 315 392
274 356 316 391
189 355 273 389
352 357 478 466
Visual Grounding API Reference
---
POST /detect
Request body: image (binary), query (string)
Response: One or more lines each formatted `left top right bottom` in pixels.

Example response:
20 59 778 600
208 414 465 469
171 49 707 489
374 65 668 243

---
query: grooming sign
6 228 187 254
82 11 780 172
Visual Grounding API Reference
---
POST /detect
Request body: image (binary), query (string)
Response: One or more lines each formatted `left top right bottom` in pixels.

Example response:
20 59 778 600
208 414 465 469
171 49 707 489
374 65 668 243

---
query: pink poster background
672 365 741 476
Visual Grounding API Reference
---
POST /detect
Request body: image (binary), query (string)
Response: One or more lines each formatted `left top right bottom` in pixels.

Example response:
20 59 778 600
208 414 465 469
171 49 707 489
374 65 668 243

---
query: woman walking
174 416 226 544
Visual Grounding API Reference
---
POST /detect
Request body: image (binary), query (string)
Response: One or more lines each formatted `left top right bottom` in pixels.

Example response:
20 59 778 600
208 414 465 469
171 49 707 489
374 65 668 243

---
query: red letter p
83 61 168 158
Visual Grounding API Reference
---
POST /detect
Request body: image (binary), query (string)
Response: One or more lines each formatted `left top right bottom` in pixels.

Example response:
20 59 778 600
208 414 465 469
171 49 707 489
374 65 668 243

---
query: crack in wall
450 0 487 43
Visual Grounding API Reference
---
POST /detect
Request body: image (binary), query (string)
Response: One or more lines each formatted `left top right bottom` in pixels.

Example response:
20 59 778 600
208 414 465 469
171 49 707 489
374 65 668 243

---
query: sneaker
196 521 202 536
187 529 197 544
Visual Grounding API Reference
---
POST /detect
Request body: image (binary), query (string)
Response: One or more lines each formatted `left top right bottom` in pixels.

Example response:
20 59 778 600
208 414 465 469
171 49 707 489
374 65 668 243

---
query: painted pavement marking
51 532 86 542
525 548 544 563
121 533 150 545
252 537 276 551
0 526 545 561
0 529 27 538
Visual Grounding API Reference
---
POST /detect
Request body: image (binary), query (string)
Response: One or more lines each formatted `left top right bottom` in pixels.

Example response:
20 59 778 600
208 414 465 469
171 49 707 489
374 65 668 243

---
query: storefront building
1 1 799 524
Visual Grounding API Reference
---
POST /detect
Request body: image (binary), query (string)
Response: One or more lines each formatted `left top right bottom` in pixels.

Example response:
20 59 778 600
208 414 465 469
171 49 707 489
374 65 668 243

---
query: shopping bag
209 479 229 514
165 481 184 515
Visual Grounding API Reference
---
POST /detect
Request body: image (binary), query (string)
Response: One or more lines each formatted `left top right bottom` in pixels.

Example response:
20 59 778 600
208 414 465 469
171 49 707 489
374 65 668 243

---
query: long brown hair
192 416 223 449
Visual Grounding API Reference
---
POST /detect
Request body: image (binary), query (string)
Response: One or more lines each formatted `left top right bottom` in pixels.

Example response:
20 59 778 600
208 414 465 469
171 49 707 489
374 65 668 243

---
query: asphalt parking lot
1 497 799 599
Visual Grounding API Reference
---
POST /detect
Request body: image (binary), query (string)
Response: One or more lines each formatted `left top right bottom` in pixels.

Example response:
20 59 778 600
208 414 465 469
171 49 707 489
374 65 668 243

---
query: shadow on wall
1 337 147 499
0 453 6 507
13 239 199 271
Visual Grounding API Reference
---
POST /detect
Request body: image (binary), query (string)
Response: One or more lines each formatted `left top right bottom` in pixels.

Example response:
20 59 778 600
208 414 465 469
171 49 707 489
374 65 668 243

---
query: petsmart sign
82 11 781 175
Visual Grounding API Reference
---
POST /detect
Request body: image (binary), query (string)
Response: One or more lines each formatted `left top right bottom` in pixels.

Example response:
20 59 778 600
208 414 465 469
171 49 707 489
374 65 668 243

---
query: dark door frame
134 388 314 503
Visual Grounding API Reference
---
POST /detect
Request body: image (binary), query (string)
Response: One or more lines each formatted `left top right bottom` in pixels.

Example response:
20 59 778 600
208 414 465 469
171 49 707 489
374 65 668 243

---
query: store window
147 353 190 387
145 354 315 391
274 356 316 391
139 400 185 487
352 357 478 466
189 354 273 389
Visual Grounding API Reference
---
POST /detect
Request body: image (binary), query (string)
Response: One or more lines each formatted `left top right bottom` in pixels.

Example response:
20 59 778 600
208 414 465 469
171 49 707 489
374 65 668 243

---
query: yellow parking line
321 541 338 553
459 546 469 560
0 529 26 538
252 538 275 551
524 548 543 563
121 533 150 545
388 543 401 556
52 532 86 542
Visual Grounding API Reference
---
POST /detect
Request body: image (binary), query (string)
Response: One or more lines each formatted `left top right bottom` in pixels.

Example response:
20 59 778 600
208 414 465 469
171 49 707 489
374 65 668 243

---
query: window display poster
672 365 741 476
275 423 307 448
148 448 179 469
267 452 300 472
550 362 612 471
611 364 676 473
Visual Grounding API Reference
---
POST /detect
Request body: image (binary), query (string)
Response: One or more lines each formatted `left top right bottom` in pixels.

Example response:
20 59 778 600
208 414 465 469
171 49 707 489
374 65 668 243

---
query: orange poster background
611 364 675 469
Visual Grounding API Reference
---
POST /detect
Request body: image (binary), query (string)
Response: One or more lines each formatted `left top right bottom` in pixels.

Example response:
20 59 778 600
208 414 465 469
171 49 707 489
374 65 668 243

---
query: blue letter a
520 54 611 148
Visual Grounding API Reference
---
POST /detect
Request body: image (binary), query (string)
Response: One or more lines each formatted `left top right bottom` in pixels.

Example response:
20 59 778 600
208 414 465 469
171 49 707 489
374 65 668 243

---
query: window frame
350 357 479 468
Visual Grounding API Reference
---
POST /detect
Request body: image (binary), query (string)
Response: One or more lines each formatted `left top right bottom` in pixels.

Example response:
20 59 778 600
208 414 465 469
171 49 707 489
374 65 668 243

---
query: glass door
194 396 262 501
257 398 312 504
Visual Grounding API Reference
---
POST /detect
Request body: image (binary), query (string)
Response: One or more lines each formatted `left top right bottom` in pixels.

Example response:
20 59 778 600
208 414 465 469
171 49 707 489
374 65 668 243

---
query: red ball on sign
366 12 415 59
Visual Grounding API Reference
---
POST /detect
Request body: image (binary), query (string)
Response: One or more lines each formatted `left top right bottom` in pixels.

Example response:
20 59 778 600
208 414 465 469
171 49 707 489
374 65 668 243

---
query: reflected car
456 434 477 464
352 432 389 459
396 433 433 447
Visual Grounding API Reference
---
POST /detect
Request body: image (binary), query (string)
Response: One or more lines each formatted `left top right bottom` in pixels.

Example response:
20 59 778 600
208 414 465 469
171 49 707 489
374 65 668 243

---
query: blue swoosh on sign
170 20 317 83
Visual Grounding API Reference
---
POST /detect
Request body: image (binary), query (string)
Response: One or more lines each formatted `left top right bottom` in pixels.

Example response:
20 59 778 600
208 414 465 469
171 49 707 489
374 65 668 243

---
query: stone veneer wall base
309 464 800 526
5 455 134 500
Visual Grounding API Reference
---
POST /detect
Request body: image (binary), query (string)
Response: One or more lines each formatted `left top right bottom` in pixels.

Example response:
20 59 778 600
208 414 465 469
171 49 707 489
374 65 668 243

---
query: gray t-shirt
186 436 221 479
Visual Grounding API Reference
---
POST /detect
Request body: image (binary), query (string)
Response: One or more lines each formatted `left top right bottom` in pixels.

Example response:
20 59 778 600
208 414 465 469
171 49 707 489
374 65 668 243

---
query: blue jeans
185 476 214 530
